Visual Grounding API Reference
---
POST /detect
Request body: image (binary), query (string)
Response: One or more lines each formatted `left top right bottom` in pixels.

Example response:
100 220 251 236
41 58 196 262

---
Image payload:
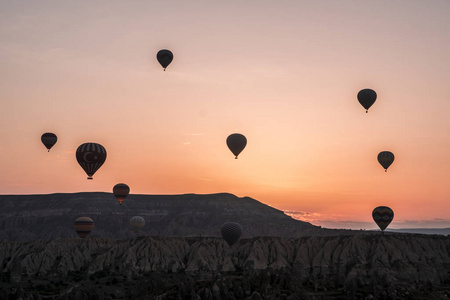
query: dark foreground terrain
1 234 449 299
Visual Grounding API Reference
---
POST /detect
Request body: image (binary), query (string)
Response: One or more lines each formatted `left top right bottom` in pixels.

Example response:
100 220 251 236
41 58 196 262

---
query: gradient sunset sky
1 1 449 229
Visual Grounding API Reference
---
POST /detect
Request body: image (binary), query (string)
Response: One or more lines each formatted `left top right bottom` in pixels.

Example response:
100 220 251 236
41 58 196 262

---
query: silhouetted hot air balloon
130 216 145 234
357 89 377 113
41 133 57 152
157 49 173 71
74 217 94 238
76 143 107 180
226 133 247 159
221 222 242 246
372 206 394 233
377 151 395 172
113 183 129 205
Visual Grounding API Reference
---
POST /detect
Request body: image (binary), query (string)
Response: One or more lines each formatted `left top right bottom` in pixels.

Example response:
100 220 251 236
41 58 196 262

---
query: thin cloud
284 210 345 223
196 178 214 182
284 210 450 230
392 219 450 228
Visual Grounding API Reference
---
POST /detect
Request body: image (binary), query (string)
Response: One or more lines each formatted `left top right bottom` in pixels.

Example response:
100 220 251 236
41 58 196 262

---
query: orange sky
1 1 449 229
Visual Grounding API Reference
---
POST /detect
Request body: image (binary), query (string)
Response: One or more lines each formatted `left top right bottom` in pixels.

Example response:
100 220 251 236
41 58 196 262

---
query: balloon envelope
76 143 107 179
74 217 94 238
221 222 243 246
372 206 394 231
377 151 395 171
357 89 377 112
41 133 57 152
226 133 247 159
130 216 145 234
157 49 173 70
113 183 130 205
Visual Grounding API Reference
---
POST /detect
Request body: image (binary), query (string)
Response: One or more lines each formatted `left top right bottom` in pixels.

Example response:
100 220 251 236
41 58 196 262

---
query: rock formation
0 235 448 299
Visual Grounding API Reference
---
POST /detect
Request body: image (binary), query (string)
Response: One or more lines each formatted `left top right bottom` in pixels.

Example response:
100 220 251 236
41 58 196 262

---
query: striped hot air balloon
113 183 130 205
221 222 243 246
372 206 394 233
76 143 107 179
129 216 145 234
74 217 94 238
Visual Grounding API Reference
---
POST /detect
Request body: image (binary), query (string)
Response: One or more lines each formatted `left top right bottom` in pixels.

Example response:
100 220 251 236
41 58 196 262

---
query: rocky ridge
0 192 331 241
0 234 449 299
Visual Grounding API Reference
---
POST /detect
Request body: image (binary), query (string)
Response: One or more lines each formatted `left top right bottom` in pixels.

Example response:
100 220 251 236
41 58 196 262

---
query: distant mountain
0 192 334 241
0 235 449 299
386 228 450 235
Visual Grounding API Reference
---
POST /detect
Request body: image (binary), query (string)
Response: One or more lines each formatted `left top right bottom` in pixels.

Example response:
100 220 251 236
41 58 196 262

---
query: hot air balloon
157 49 173 71
226 133 247 159
76 143 107 179
130 216 145 234
74 217 94 238
113 183 129 205
221 222 243 246
372 206 394 233
357 89 377 113
377 151 395 172
41 133 57 152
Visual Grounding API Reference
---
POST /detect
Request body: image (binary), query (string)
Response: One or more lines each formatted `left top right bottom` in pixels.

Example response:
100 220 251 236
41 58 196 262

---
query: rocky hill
0 235 449 299
0 193 333 241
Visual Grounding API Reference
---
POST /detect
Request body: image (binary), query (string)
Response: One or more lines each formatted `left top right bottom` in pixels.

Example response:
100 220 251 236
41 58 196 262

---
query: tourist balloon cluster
42 49 249 240
357 89 396 232
43 51 395 238
74 214 146 238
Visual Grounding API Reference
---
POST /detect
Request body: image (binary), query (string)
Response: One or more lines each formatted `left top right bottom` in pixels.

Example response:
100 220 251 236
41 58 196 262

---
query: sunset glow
1 1 449 229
